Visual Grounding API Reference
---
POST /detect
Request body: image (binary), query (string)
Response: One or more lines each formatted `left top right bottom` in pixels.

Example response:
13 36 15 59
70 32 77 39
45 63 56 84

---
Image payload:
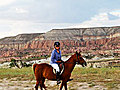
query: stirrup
57 80 61 85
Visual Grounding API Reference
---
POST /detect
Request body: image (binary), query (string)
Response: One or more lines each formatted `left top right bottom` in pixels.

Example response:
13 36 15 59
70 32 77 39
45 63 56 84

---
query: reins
76 53 79 64
65 62 76 64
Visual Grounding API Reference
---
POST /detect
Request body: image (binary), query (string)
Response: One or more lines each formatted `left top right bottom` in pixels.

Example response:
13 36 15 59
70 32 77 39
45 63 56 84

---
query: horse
33 51 87 90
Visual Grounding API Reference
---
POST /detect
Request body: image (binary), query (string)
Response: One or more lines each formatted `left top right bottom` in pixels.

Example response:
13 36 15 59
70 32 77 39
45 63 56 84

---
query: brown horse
33 51 87 90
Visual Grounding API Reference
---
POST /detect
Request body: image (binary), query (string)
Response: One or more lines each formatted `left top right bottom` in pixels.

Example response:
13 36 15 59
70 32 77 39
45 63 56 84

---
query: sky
0 0 120 38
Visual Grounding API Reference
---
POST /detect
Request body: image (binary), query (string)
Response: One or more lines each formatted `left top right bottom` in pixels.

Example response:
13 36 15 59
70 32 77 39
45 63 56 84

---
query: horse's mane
65 54 75 63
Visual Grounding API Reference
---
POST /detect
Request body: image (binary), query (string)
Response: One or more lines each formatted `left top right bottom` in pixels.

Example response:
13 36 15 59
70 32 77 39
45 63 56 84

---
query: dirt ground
0 78 111 90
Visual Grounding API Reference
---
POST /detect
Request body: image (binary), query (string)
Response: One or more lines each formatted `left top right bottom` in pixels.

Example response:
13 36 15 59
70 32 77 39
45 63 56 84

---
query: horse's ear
76 51 78 54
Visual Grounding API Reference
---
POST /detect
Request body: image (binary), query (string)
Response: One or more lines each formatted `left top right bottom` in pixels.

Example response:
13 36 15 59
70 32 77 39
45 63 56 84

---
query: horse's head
74 51 87 67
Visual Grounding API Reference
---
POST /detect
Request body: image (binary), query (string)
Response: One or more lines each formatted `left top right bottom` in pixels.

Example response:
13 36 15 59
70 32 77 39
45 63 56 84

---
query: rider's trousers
51 63 60 72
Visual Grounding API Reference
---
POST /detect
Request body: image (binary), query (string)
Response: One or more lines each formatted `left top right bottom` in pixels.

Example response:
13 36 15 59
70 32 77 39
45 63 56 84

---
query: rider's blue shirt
50 49 61 64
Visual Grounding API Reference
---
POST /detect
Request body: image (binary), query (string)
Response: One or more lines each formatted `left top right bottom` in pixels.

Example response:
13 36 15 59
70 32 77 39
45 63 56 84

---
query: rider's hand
56 61 61 63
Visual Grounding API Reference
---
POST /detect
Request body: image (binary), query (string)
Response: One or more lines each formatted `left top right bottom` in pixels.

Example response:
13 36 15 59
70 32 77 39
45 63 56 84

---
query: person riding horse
50 42 62 85
33 48 87 90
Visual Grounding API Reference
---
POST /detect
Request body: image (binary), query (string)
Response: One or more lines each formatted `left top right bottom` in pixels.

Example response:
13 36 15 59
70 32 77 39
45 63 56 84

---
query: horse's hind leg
35 80 40 90
42 78 47 90
40 82 43 90
39 80 44 90
39 78 47 90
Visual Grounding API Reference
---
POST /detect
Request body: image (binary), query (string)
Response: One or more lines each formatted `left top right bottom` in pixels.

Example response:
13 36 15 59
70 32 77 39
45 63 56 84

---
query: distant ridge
33 26 120 40
0 26 120 44
0 26 119 58
0 33 44 44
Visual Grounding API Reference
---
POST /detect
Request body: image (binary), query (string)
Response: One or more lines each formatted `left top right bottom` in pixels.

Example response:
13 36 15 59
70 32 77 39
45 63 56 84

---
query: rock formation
0 26 120 59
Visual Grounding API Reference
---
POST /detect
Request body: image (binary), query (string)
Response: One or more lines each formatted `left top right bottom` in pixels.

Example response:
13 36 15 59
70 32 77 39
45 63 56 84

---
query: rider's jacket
50 49 61 64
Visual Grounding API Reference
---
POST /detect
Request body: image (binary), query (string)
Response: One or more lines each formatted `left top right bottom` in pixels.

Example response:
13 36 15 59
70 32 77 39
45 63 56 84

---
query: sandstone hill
33 26 120 41
0 26 120 58
24 26 120 56
0 33 44 44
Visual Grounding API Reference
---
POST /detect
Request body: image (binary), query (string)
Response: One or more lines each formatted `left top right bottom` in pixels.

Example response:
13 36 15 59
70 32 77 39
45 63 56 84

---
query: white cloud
91 13 109 21
0 20 45 38
109 10 120 17
1 9 120 39
15 8 28 14
69 10 120 28
0 0 16 6
0 1 120 39
0 19 75 39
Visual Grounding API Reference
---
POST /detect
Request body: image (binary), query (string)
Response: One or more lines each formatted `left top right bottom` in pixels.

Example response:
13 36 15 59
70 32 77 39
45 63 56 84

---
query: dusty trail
0 78 111 90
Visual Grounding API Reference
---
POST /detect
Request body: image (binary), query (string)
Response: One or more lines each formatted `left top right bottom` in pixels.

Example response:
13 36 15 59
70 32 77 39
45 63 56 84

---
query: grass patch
71 67 120 89
106 82 118 89
89 83 95 87
0 67 34 80
0 67 120 89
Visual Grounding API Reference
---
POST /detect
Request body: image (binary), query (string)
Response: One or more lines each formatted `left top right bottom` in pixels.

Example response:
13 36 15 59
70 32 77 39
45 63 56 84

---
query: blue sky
0 0 120 38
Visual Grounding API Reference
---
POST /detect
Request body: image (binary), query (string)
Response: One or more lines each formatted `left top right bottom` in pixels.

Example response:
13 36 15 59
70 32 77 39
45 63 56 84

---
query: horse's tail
33 63 38 74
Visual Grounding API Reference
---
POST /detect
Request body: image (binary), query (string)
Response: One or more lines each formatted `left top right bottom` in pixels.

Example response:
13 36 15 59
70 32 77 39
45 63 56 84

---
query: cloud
0 0 120 39
69 10 120 28
0 19 75 39
91 13 109 21
1 9 120 39
0 0 120 23
109 10 120 17
15 8 28 14
0 0 16 6
108 13 119 20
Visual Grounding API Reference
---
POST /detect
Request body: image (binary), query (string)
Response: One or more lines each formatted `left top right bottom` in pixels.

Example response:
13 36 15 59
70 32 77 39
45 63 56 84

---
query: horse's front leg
59 81 63 90
63 82 67 90
60 81 67 90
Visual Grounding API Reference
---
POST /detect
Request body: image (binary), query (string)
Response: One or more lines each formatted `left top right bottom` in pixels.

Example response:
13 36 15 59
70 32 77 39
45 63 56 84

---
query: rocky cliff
0 33 44 50
32 26 120 40
24 26 120 55
0 26 120 58
0 33 44 44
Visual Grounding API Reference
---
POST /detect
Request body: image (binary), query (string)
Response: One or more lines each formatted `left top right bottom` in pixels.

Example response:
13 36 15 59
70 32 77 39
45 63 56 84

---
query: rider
50 41 62 85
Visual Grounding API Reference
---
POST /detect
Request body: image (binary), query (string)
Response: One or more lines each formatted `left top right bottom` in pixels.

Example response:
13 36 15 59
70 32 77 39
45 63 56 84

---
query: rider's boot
56 72 61 85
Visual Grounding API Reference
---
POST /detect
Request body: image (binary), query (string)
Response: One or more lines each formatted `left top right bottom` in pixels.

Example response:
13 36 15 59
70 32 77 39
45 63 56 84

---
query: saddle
53 63 64 75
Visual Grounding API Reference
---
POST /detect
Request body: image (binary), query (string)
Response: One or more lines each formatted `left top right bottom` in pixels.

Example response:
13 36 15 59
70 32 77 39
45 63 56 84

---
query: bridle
76 53 79 64
65 53 86 67
76 53 86 67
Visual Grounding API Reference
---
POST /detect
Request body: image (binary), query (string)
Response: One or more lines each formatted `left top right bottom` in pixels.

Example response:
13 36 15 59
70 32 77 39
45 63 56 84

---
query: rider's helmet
54 42 60 47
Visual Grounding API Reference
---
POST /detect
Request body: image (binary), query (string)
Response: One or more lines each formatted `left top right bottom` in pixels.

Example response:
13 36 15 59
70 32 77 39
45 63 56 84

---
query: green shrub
9 59 16 68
